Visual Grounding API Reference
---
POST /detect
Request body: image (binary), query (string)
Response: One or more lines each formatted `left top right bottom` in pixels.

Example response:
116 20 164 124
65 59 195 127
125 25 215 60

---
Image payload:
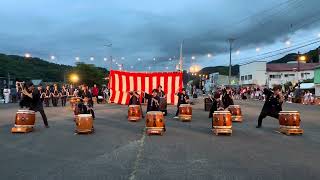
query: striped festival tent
109 70 183 105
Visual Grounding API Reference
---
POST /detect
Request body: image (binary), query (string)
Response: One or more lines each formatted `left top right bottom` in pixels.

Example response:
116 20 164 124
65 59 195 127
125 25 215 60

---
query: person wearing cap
174 88 189 118
21 82 49 128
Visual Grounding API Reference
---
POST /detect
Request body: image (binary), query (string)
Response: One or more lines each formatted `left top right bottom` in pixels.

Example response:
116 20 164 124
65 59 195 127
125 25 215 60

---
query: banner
109 70 183 105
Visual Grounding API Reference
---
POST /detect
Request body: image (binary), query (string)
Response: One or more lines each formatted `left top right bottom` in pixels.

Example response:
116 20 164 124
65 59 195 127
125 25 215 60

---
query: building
266 62 320 88
239 61 267 86
314 65 320 97
204 73 238 92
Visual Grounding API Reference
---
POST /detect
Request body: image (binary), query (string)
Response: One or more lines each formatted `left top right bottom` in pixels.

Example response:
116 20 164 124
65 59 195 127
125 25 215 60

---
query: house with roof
266 62 320 88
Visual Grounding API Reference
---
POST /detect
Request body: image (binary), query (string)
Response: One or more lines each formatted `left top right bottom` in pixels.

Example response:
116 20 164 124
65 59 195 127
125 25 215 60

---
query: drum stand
11 125 34 133
232 116 243 123
212 126 232 136
146 127 164 136
75 128 94 134
279 126 303 136
179 115 192 122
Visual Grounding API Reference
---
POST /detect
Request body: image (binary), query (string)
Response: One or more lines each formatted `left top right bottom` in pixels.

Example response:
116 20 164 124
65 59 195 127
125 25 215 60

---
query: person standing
3 86 11 103
174 88 189 118
256 86 284 128
222 87 234 109
80 85 95 119
44 85 51 107
21 82 49 128
51 85 60 107
60 85 68 107
144 89 161 112
92 84 99 104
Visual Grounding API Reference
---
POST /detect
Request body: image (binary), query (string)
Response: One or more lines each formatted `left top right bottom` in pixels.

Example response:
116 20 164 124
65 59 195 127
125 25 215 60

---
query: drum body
146 111 165 129
75 114 94 133
179 104 192 121
228 105 243 122
279 111 300 128
128 105 141 121
15 110 36 127
212 111 232 129
159 97 167 111
314 98 320 105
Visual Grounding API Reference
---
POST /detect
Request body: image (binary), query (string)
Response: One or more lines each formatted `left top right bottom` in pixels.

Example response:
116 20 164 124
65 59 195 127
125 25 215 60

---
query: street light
70 74 79 84
24 53 31 58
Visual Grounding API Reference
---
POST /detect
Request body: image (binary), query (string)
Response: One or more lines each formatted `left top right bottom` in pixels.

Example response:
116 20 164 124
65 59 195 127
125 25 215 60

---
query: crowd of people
1 82 110 106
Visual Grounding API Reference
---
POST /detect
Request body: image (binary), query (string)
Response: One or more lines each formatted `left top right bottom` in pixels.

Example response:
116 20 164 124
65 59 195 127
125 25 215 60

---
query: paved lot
0 99 319 180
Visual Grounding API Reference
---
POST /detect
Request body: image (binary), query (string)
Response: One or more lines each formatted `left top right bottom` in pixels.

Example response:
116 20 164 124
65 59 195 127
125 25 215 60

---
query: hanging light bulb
104 58 107 61
207 53 212 58
236 50 240 55
256 47 261 52
90 57 94 61
75 57 80 61
24 53 31 58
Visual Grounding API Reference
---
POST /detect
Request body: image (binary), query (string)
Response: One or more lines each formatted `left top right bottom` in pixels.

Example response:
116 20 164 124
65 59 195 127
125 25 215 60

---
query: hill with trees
0 53 108 86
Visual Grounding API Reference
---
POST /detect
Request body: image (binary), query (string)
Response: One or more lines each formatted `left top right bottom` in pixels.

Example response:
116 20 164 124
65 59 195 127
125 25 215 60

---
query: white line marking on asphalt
129 128 146 180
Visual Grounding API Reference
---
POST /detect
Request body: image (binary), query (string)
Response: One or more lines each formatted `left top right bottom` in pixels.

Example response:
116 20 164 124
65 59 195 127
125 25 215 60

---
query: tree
67 63 107 87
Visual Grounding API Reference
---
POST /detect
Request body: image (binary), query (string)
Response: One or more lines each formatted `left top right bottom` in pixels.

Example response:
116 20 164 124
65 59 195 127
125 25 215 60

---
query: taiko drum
146 111 165 128
75 114 94 133
279 111 301 128
15 110 36 127
212 111 232 129
128 105 141 121
179 104 192 120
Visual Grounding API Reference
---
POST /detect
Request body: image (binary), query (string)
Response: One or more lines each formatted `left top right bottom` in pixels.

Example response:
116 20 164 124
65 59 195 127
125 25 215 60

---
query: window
248 75 252 80
269 74 281 79
241 76 244 81
245 75 248 80
284 74 295 77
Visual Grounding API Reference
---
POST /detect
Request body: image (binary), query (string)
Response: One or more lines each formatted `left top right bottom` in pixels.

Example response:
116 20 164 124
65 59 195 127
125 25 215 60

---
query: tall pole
297 52 301 93
7 72 10 89
179 40 184 72
228 38 235 86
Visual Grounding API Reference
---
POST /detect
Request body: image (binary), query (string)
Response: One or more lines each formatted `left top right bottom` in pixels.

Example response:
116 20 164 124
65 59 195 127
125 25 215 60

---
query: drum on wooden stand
146 111 165 135
212 111 232 135
11 110 36 133
179 104 192 121
75 114 94 134
159 97 167 116
128 105 142 121
278 111 303 135
228 105 243 122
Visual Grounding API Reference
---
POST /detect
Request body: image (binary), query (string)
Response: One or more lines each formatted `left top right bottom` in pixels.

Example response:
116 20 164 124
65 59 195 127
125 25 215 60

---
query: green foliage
268 47 320 64
67 63 107 87
0 53 108 86
0 53 72 82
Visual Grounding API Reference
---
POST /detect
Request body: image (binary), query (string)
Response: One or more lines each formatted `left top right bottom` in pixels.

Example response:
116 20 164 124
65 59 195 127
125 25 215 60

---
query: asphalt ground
0 98 319 180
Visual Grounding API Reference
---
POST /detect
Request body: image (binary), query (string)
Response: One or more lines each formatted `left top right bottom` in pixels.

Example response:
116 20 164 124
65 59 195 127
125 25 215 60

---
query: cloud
0 0 320 70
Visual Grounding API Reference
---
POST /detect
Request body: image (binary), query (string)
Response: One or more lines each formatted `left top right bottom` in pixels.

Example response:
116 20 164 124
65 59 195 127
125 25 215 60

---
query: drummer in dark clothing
222 87 234 109
21 82 49 128
174 88 189 118
79 85 95 119
208 92 224 118
144 89 160 112
128 91 144 118
158 85 167 116
256 86 284 128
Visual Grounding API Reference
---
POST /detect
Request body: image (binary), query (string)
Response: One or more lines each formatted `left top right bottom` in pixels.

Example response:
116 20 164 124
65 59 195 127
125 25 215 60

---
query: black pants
44 98 50 107
39 110 49 126
257 111 280 126
175 104 180 116
61 97 67 106
52 98 58 107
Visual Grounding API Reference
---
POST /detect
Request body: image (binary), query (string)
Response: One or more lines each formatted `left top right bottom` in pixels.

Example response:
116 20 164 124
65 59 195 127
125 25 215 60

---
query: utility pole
7 72 10 89
228 38 235 86
179 40 184 72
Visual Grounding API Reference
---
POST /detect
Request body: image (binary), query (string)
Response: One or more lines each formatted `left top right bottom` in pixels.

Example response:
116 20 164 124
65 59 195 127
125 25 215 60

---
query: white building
204 73 238 92
239 61 267 86
266 62 320 88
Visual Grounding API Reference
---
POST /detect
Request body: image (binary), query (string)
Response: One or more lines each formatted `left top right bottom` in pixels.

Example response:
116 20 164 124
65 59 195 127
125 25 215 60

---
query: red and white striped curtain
109 70 183 105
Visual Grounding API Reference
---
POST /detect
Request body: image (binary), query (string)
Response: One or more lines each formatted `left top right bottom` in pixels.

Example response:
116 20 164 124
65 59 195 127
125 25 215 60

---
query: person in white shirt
3 86 11 103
